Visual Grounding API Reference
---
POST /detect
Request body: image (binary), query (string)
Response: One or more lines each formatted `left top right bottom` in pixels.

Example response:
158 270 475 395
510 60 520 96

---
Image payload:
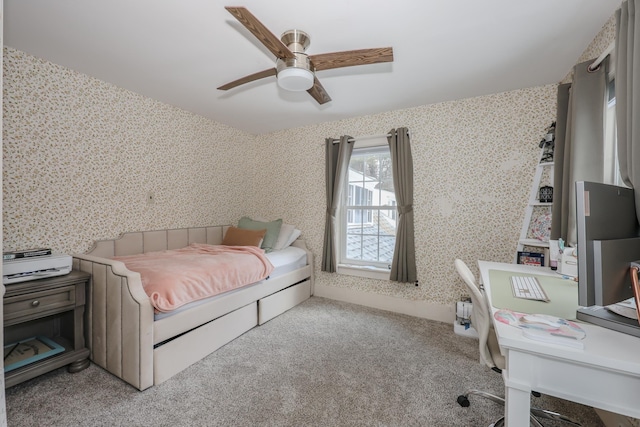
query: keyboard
510 276 550 302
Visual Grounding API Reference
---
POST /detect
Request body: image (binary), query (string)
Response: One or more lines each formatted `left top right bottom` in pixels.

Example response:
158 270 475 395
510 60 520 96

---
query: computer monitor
592 237 640 306
575 181 640 307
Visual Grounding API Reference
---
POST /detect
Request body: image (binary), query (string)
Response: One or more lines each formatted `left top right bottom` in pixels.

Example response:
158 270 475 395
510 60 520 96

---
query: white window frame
336 136 395 280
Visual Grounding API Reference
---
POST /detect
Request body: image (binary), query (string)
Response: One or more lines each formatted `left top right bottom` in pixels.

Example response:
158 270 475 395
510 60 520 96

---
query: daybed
72 225 313 390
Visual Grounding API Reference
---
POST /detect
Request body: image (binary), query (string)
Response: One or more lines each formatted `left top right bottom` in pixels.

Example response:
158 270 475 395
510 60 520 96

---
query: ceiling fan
217 7 394 104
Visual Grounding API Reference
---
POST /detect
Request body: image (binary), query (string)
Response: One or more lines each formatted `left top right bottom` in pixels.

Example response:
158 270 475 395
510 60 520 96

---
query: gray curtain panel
387 128 417 283
551 60 608 246
616 0 640 223
551 84 571 242
321 136 353 272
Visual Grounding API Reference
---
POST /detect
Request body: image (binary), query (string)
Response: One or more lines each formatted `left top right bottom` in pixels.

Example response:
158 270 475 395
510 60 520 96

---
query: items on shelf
3 336 65 373
539 185 553 203
517 251 545 267
538 121 555 163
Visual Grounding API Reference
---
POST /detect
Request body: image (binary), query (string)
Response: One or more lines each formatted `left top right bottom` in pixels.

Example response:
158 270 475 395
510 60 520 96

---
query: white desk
479 261 640 427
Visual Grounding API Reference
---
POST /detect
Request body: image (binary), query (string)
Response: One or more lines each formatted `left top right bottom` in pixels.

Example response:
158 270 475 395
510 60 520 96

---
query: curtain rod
588 41 615 72
331 132 394 144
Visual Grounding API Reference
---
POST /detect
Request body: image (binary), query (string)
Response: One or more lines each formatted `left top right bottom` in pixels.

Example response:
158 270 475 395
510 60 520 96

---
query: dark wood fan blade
309 47 393 71
217 68 277 90
307 77 331 105
225 7 295 60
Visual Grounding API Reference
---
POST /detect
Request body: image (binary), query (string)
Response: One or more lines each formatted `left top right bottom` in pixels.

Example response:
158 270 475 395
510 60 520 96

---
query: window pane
378 236 395 264
378 209 397 236
342 144 397 268
350 222 377 261
347 209 364 229
344 208 397 264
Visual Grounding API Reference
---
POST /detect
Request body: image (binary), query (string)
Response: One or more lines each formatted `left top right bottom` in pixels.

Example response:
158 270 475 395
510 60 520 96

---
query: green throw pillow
238 217 282 253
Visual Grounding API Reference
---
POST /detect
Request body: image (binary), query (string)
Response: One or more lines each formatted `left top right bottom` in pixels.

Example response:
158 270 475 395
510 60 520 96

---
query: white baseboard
314 283 455 323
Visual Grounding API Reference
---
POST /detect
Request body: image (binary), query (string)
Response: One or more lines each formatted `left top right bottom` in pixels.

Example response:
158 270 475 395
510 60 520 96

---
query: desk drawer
4 286 76 322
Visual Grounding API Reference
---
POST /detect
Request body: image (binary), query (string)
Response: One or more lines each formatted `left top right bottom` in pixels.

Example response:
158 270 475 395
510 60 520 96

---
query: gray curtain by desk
551 60 608 246
387 128 417 283
616 0 640 224
321 136 353 272
550 83 571 242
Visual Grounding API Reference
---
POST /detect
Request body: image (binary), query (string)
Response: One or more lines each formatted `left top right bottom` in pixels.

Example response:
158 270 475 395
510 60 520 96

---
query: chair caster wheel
457 395 470 407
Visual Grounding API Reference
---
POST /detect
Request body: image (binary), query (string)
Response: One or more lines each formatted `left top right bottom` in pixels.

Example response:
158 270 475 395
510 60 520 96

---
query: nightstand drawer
4 285 76 322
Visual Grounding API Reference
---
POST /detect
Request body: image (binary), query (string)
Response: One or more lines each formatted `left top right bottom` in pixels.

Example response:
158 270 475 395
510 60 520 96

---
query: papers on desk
494 309 586 349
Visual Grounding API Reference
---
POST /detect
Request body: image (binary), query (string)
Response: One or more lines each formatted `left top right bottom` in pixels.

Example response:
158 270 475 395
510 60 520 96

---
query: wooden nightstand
3 271 90 387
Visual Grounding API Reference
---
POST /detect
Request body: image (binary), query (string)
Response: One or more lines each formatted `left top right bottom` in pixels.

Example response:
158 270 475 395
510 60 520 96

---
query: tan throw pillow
222 226 266 247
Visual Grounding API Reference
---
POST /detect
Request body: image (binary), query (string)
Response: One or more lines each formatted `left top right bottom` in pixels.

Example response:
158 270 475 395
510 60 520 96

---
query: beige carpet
5 297 604 426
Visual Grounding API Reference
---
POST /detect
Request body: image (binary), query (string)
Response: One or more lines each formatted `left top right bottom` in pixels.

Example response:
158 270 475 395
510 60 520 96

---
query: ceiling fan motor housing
276 54 312 74
276 29 314 91
281 29 310 53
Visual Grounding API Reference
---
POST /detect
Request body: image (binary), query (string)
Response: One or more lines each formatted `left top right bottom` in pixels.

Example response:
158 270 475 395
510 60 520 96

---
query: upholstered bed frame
72 225 313 390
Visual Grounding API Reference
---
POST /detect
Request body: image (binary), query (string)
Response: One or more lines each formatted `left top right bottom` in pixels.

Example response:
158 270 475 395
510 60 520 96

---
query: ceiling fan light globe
277 68 314 91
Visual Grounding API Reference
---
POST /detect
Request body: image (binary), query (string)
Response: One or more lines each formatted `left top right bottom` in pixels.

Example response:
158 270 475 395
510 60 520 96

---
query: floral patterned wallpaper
245 87 556 305
3 47 254 254
2 15 615 313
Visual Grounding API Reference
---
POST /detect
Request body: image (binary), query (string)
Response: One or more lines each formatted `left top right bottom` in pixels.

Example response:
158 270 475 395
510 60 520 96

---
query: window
604 78 627 187
339 142 396 271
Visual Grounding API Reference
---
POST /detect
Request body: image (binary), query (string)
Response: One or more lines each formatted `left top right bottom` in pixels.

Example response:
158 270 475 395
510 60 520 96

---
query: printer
3 254 72 285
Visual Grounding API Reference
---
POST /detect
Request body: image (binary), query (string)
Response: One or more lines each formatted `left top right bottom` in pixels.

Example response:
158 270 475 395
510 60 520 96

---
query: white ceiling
4 0 620 135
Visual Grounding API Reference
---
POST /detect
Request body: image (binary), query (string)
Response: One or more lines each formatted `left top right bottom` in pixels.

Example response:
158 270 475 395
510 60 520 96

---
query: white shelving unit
516 142 554 264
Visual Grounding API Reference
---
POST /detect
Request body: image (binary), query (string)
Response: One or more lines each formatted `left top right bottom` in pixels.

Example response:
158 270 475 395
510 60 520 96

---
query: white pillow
273 223 296 250
283 229 302 248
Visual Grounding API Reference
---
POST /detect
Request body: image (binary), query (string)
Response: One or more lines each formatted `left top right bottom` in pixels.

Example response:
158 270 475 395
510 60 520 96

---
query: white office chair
454 259 581 427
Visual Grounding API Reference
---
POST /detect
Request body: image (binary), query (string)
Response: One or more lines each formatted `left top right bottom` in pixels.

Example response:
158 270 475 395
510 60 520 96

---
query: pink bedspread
113 243 274 312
